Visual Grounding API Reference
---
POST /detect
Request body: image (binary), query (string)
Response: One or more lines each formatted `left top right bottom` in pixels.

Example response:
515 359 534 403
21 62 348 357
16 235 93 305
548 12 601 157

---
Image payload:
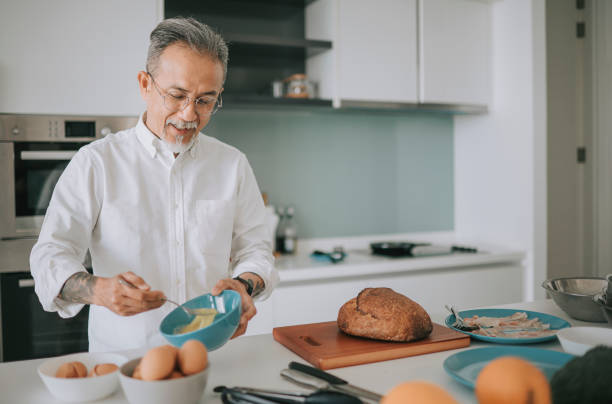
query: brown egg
178 340 208 375
55 361 87 378
139 345 177 381
167 370 184 379
72 361 88 377
90 363 118 376
132 364 142 380
55 362 78 378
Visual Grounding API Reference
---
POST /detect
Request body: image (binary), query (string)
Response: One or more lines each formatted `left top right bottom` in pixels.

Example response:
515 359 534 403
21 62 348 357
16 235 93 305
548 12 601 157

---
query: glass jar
284 74 314 99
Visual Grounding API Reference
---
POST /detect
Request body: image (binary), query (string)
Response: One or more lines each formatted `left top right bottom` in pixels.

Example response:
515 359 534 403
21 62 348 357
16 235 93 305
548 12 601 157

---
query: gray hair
146 17 228 81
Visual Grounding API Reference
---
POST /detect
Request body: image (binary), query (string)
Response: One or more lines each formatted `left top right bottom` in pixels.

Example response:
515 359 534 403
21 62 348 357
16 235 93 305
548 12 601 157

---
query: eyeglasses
147 72 222 116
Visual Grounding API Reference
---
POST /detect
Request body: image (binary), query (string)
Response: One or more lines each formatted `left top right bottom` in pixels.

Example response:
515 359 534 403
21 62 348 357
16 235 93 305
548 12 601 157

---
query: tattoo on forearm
59 272 98 304
252 278 264 297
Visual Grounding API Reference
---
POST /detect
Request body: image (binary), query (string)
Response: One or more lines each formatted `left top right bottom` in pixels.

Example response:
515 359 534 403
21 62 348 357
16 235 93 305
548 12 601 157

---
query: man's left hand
211 273 263 338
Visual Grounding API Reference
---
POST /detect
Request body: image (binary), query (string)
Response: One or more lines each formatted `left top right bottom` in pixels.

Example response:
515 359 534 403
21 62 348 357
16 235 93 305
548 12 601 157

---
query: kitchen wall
454 0 547 300
205 108 454 238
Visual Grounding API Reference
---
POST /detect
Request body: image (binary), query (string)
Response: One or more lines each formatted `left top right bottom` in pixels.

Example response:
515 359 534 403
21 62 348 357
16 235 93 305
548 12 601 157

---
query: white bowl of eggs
119 340 209 404
37 352 127 402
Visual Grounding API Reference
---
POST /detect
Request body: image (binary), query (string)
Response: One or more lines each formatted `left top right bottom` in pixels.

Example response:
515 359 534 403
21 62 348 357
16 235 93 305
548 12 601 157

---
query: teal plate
444 308 571 344
443 346 574 389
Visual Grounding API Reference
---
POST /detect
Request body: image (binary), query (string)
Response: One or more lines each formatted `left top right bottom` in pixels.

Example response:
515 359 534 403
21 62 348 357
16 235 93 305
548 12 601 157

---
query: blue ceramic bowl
160 290 241 351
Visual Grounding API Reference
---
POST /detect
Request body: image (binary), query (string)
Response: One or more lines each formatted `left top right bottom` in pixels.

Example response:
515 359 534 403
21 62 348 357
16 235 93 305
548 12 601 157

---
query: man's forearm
59 272 98 304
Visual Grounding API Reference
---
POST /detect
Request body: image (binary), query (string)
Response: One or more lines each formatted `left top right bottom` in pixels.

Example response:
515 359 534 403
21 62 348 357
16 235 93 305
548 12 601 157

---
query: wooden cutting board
273 321 470 370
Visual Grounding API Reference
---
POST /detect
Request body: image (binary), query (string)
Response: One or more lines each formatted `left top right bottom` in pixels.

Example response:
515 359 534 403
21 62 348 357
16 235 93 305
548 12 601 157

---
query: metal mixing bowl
542 277 607 322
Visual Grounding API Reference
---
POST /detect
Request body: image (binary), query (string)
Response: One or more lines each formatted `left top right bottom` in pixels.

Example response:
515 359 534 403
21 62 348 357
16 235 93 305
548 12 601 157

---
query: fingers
214 278 257 339
98 274 165 316
120 271 151 291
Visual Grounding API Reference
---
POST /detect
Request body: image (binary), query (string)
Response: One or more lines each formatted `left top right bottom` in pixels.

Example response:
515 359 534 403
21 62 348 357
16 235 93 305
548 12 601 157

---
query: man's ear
137 71 151 100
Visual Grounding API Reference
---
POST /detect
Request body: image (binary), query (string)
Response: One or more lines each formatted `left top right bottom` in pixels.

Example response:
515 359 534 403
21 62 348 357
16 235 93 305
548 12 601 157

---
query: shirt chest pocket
195 199 236 255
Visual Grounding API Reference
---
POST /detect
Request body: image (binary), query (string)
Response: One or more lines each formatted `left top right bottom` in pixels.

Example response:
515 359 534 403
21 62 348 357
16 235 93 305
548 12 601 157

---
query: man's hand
59 271 165 316
211 273 264 338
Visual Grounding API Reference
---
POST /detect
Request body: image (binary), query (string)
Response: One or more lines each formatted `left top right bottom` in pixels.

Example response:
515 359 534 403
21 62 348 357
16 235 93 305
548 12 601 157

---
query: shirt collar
136 112 160 158
136 112 200 159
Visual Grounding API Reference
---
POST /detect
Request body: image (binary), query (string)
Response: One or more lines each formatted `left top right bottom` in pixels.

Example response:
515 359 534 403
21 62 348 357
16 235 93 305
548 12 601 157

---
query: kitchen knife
288 362 382 402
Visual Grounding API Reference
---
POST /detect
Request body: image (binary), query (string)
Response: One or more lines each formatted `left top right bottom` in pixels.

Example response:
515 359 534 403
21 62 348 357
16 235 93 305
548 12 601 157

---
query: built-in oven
0 114 137 240
0 272 90 362
0 114 137 361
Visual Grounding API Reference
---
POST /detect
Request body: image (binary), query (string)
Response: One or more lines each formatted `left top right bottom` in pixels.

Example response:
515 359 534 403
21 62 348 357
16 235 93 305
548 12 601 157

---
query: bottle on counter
275 206 286 254
275 205 297 255
283 205 297 254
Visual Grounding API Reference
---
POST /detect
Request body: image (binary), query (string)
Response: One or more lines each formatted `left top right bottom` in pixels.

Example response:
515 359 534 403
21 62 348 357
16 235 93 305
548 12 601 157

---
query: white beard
160 134 195 154
160 121 197 154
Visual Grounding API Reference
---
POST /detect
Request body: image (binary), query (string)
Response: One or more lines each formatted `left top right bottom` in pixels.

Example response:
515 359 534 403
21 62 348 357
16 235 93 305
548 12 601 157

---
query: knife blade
288 361 383 402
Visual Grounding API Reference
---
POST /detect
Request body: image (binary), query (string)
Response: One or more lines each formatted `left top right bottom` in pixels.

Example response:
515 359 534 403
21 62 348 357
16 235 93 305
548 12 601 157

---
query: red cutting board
273 321 470 370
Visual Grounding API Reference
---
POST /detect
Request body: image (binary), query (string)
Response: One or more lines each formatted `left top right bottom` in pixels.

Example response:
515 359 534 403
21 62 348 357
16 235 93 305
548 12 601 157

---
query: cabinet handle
18 279 35 288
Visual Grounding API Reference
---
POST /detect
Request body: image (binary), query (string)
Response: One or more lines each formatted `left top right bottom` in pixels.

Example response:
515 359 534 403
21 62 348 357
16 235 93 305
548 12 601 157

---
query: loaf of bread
337 288 433 342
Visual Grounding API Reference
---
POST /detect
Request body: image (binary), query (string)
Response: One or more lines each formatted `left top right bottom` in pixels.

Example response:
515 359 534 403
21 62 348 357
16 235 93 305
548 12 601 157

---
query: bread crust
337 288 433 342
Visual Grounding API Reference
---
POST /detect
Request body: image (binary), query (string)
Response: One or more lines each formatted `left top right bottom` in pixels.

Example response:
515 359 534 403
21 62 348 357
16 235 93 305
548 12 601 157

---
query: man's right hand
59 271 166 316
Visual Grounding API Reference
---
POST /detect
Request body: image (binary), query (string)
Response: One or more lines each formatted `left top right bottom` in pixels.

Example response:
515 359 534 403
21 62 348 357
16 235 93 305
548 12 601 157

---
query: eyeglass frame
146 71 223 116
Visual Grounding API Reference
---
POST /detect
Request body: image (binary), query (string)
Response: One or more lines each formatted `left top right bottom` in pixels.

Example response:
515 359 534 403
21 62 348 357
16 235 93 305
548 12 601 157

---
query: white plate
557 326 612 356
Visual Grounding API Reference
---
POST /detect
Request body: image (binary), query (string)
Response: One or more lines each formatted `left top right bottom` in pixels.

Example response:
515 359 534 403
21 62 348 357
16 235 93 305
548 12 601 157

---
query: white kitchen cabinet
0 0 161 116
336 0 418 103
306 0 491 109
420 0 492 106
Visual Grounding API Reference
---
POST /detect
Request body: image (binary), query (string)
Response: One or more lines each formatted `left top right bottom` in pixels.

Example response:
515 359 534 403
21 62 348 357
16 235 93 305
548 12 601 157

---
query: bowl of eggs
119 340 209 404
37 352 127 402
160 289 241 351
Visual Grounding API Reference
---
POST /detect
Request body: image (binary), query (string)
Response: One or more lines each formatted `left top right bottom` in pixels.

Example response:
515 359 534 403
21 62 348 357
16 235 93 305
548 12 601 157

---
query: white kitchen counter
0 299 602 404
274 246 525 283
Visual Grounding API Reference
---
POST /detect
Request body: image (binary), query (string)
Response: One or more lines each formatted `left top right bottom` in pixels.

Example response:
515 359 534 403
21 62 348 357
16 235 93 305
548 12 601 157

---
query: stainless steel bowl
593 294 612 326
542 277 607 322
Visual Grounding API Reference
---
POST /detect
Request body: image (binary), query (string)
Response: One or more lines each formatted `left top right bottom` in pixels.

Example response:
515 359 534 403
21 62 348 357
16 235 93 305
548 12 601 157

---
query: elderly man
30 17 278 352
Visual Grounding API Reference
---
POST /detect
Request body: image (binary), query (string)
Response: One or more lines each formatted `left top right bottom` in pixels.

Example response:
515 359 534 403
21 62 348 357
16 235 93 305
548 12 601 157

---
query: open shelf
165 0 331 109
224 34 332 59
222 94 332 109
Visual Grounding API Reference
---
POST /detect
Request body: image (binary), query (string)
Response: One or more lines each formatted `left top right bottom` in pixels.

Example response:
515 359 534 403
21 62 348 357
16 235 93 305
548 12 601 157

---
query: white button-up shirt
30 115 278 352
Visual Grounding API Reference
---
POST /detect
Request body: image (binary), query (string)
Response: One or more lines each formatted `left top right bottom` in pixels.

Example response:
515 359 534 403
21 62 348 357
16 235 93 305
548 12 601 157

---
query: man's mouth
168 123 193 135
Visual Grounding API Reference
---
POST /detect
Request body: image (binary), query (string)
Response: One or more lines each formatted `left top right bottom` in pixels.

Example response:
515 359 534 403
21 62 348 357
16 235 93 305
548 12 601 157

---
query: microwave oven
0 114 137 240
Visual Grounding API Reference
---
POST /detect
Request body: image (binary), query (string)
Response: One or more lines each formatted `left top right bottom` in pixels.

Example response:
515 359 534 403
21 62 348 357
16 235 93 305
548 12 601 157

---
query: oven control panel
0 114 137 142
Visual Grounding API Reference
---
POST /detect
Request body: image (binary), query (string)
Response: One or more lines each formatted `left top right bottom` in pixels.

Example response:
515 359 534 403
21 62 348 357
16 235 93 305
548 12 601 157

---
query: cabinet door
0 0 160 115
420 0 491 106
337 0 418 103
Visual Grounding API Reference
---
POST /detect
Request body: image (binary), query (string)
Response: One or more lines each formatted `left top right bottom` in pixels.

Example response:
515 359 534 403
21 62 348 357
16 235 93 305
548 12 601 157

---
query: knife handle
289 361 347 385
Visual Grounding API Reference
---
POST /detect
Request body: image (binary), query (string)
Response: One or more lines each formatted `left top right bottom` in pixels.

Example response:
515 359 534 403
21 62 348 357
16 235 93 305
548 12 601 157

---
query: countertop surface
0 232 525 277
0 299 604 404
274 246 525 283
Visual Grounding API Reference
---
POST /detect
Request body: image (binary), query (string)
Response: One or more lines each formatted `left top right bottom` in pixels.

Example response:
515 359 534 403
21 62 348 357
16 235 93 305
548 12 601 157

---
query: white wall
454 0 547 300
0 0 161 116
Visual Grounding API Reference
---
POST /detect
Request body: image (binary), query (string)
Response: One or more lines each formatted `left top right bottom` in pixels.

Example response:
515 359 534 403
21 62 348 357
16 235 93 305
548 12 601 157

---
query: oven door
0 272 89 362
1 142 83 239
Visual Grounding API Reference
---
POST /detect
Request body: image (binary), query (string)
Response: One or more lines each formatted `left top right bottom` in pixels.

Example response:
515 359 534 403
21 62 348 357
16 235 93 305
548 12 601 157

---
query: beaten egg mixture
175 308 218 334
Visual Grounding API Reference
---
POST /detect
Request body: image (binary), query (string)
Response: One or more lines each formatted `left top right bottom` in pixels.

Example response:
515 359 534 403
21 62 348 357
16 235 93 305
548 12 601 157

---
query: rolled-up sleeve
230 154 278 300
30 148 102 318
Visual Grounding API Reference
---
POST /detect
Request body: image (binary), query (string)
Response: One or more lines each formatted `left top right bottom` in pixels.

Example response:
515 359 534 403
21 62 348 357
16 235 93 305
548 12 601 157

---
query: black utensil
288 362 382 402
444 304 478 332
215 385 362 404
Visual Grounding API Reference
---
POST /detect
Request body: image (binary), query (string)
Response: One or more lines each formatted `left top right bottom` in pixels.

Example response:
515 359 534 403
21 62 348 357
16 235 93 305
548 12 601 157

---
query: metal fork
118 278 198 317
445 304 478 331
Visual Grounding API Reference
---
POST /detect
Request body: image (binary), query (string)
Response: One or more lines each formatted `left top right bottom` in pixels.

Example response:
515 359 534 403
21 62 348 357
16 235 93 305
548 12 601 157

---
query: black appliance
0 272 89 362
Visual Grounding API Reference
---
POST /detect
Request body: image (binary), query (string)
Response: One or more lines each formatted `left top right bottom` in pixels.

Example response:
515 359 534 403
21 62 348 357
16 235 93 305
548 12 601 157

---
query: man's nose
178 99 198 122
